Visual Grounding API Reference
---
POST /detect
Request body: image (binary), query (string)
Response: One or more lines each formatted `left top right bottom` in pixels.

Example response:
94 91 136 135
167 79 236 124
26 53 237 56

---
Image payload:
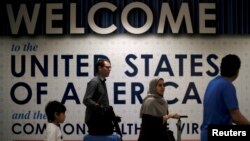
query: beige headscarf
140 78 169 118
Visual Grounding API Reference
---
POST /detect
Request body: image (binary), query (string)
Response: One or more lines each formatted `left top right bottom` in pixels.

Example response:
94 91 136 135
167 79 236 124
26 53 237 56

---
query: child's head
45 100 66 123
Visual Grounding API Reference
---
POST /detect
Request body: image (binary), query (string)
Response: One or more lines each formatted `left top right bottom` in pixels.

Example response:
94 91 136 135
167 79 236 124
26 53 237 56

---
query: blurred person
138 77 180 141
44 100 66 141
83 59 121 136
200 54 250 141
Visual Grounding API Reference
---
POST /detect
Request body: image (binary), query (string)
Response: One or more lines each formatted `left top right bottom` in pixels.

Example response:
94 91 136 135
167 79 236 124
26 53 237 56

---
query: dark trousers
86 118 114 135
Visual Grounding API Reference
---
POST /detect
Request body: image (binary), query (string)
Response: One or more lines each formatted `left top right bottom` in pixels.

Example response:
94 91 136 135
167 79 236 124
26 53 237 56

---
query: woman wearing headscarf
137 77 180 141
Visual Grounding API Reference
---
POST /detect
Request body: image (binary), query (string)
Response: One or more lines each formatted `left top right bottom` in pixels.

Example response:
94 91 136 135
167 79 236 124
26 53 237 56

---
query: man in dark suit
83 59 114 135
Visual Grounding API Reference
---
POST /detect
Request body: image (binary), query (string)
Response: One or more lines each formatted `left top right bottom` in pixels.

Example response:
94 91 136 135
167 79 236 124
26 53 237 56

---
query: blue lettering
131 82 144 104
141 54 153 76
206 54 219 77
114 82 126 104
11 55 25 77
191 54 202 76
61 55 73 77
125 54 138 77
61 83 80 104
12 123 21 134
11 82 32 105
53 55 58 76
37 83 47 104
165 82 179 104
154 55 174 76
175 54 187 76
77 55 88 76
183 82 201 104
31 55 48 77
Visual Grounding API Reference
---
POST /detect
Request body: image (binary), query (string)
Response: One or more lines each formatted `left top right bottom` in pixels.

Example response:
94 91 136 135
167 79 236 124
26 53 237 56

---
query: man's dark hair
45 100 66 122
220 54 241 77
95 59 111 74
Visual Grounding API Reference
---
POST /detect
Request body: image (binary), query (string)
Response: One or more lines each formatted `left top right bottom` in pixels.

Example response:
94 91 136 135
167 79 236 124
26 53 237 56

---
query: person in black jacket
83 59 116 135
138 77 180 141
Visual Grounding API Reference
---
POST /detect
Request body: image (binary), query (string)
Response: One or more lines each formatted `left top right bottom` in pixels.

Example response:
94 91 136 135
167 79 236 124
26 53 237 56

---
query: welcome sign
1 0 250 35
0 0 250 141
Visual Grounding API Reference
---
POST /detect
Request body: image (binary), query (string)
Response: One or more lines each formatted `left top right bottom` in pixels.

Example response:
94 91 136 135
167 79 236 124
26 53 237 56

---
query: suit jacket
83 76 109 123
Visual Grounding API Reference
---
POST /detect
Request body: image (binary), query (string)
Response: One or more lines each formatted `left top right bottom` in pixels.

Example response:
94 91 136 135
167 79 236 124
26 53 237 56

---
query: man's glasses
103 66 111 69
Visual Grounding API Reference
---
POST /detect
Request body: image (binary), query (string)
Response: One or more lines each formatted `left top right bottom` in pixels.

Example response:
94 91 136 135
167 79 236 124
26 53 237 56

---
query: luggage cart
176 115 188 141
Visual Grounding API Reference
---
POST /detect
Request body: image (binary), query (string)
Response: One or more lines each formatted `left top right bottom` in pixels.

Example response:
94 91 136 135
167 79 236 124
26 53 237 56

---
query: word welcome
3 2 216 35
